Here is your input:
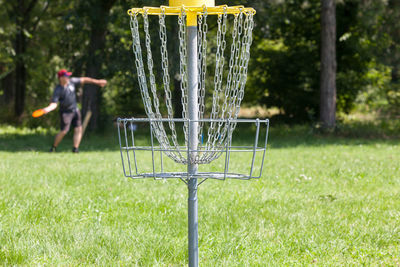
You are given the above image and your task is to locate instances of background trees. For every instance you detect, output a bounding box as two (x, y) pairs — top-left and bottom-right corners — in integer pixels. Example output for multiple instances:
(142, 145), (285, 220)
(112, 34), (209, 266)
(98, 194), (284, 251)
(0, 0), (398, 129)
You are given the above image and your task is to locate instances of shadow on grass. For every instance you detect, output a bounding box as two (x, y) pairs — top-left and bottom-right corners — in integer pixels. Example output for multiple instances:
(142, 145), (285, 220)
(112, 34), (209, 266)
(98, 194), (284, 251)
(0, 122), (399, 152)
(0, 128), (119, 152)
(268, 123), (400, 148)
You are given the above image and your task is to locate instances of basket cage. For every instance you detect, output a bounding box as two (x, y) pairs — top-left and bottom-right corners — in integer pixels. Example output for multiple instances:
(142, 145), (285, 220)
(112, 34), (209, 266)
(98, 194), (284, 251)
(119, 4), (268, 182)
(117, 117), (269, 181)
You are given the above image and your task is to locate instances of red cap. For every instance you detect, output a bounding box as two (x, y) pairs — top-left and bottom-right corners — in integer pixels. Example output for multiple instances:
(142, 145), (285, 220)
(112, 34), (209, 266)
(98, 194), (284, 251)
(57, 69), (72, 78)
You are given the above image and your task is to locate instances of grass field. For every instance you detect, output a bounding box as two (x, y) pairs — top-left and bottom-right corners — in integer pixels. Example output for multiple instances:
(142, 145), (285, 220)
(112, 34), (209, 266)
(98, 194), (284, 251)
(0, 124), (399, 265)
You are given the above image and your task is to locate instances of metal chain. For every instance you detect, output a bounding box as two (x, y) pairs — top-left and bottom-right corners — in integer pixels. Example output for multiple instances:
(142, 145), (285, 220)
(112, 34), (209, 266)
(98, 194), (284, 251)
(129, 9), (255, 165)
(234, 12), (254, 119)
(130, 12), (185, 162)
(197, 7), (208, 151)
(223, 10), (243, 137)
(159, 8), (186, 162)
(144, 12), (183, 161)
(204, 8), (227, 162)
(143, 11), (160, 117)
(200, 10), (250, 164)
(178, 9), (189, 145)
(130, 14), (152, 117)
(208, 10), (237, 158)
(143, 12), (170, 155)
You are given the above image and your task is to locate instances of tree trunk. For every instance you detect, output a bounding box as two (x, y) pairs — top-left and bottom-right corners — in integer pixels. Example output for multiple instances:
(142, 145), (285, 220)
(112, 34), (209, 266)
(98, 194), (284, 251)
(81, 0), (116, 130)
(15, 29), (27, 118)
(12, 0), (41, 119)
(82, 27), (104, 130)
(320, 0), (337, 129)
(1, 71), (15, 108)
(388, 0), (400, 84)
(14, 0), (28, 119)
(392, 65), (399, 83)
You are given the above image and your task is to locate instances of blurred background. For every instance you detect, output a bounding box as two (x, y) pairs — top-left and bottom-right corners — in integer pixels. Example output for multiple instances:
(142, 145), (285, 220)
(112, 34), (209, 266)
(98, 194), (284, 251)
(0, 0), (399, 133)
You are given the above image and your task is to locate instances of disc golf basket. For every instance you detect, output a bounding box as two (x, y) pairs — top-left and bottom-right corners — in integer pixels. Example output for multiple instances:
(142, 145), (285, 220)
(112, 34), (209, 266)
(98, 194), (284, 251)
(117, 1), (269, 266)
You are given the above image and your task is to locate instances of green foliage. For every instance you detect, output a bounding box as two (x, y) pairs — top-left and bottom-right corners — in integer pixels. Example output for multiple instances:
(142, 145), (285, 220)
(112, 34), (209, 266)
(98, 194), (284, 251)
(245, 0), (394, 121)
(0, 0), (400, 125)
(385, 83), (400, 114)
(0, 0), (77, 124)
(0, 1), (16, 74)
(247, 1), (313, 120)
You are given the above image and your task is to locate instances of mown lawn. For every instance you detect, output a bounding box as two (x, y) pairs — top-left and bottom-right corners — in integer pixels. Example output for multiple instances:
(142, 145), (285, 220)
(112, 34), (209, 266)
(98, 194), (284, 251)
(0, 124), (399, 265)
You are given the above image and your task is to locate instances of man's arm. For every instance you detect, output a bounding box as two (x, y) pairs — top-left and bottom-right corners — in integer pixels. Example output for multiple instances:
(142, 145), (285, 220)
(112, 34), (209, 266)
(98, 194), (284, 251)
(43, 102), (58, 114)
(80, 77), (107, 87)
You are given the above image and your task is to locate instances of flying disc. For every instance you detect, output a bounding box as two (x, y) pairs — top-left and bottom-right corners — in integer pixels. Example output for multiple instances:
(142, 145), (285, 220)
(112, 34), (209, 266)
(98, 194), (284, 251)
(32, 109), (45, 118)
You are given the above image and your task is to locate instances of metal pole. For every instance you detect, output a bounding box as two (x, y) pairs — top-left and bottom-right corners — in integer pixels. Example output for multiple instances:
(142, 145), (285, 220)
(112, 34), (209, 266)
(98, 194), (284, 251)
(187, 24), (199, 267)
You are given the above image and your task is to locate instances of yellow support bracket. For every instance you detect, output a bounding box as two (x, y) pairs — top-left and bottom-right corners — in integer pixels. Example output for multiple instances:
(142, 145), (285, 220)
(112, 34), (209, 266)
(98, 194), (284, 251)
(169, 0), (215, 7)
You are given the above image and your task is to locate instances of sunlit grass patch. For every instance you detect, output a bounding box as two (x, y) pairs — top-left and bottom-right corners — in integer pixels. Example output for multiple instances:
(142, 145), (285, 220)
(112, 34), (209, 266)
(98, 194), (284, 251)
(0, 125), (399, 265)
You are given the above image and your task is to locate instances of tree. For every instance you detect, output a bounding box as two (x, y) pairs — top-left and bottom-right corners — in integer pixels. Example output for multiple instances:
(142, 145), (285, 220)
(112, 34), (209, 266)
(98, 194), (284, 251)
(6, 0), (50, 119)
(380, 0), (400, 112)
(243, 0), (381, 122)
(384, 0), (400, 83)
(0, 1), (15, 111)
(76, 0), (117, 130)
(320, 0), (336, 128)
(246, 0), (322, 122)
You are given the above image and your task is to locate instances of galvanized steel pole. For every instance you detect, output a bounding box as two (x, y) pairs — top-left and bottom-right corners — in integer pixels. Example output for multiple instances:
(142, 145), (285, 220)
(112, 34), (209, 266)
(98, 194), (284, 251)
(187, 24), (199, 267)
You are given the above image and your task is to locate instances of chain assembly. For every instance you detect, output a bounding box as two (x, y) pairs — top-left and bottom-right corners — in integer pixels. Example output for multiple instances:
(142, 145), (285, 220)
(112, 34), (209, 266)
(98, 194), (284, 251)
(128, 7), (255, 165)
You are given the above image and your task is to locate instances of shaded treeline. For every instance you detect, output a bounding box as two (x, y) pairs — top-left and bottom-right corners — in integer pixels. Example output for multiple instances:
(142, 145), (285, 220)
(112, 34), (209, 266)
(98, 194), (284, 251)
(0, 0), (399, 130)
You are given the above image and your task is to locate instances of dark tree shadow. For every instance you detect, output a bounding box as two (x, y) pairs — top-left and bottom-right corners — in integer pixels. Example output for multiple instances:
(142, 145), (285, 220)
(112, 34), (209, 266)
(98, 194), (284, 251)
(0, 130), (119, 152)
(0, 122), (398, 153)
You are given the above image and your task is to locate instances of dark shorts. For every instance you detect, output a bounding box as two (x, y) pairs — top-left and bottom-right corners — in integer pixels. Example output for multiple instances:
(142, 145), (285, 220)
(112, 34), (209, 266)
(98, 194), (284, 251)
(60, 109), (82, 132)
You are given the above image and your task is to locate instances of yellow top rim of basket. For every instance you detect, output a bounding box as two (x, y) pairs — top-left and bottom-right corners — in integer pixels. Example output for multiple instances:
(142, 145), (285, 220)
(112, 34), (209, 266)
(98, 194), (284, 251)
(127, 6), (256, 16)
(127, 4), (256, 26)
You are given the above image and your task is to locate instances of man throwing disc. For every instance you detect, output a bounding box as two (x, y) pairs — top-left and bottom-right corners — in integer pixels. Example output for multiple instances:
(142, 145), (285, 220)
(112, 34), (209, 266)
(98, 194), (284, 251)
(41, 69), (107, 153)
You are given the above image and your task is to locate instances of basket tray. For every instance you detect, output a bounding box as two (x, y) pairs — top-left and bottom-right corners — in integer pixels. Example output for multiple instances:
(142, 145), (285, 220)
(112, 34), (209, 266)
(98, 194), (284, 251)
(117, 118), (269, 180)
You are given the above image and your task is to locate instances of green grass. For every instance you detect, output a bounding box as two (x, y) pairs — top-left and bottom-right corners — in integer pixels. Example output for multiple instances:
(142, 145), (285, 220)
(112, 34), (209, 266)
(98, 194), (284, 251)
(0, 124), (399, 265)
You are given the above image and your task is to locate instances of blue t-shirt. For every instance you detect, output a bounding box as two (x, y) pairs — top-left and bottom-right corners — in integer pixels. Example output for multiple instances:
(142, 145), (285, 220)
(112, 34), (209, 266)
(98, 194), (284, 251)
(51, 77), (81, 112)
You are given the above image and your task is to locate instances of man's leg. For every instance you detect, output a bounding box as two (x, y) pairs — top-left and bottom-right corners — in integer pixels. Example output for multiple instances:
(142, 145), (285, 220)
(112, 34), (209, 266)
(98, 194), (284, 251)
(50, 112), (72, 152)
(73, 126), (83, 150)
(71, 109), (83, 153)
(53, 130), (68, 147)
